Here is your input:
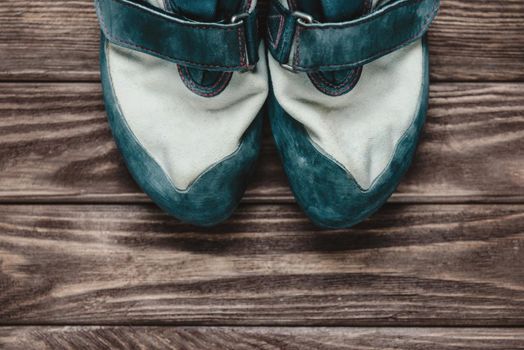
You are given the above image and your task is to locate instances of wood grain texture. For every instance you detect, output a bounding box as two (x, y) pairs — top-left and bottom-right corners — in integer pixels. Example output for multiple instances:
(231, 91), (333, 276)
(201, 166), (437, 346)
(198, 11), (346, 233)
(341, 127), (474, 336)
(0, 0), (523, 81)
(1, 327), (524, 350)
(0, 204), (522, 325)
(0, 1), (99, 82)
(428, 0), (524, 82)
(0, 83), (522, 203)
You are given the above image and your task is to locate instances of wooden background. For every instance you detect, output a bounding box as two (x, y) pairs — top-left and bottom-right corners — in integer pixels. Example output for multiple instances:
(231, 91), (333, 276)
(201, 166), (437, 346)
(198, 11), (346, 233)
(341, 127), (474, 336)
(0, 0), (523, 349)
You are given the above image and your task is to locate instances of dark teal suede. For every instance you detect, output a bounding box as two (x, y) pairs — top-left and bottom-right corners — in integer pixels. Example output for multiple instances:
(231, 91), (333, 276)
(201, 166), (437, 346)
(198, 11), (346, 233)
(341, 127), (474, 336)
(100, 36), (263, 226)
(268, 0), (439, 72)
(297, 0), (370, 22)
(94, 0), (259, 71)
(297, 0), (370, 96)
(269, 38), (430, 228)
(168, 0), (243, 22)
(170, 0), (256, 97)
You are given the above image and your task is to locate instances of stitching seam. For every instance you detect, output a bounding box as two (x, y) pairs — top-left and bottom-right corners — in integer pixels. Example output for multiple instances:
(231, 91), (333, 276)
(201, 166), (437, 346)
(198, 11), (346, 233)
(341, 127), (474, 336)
(309, 67), (363, 96)
(267, 15), (285, 49)
(311, 68), (358, 88)
(177, 65), (232, 97)
(238, 27), (247, 67)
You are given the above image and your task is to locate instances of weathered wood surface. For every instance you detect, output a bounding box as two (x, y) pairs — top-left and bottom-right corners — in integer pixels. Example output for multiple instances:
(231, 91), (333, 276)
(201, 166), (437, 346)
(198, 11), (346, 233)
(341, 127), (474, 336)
(0, 0), (523, 346)
(1, 327), (524, 350)
(0, 204), (522, 325)
(0, 82), (522, 203)
(0, 0), (523, 81)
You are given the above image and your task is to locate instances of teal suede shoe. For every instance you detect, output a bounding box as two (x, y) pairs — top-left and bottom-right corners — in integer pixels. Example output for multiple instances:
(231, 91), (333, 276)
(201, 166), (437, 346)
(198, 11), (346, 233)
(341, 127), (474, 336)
(267, 0), (439, 228)
(95, 0), (268, 226)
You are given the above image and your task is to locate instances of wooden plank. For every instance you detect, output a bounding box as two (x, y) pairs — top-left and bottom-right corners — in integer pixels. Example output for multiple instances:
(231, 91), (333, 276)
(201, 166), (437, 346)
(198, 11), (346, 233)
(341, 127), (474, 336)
(1, 327), (524, 350)
(0, 1), (523, 81)
(0, 83), (522, 203)
(428, 0), (524, 82)
(0, 204), (522, 325)
(0, 1), (99, 82)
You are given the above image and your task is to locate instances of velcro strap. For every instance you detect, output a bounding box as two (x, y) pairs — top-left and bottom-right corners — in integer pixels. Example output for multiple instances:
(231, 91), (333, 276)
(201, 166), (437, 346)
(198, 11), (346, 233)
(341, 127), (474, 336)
(95, 0), (259, 71)
(267, 0), (439, 72)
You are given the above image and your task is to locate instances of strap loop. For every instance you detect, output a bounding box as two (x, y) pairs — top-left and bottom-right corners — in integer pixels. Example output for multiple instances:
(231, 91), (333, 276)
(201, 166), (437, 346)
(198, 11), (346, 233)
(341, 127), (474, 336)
(267, 0), (439, 72)
(95, 0), (259, 71)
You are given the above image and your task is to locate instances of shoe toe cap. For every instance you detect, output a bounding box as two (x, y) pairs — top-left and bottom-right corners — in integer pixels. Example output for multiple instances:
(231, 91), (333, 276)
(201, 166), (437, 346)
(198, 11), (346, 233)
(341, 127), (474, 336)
(272, 108), (424, 229)
(111, 113), (262, 227)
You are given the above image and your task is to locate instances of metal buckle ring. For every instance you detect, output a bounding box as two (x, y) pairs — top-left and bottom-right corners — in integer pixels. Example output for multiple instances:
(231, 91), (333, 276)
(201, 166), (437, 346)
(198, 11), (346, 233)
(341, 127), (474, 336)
(231, 12), (250, 24)
(281, 11), (314, 72)
(290, 11), (314, 25)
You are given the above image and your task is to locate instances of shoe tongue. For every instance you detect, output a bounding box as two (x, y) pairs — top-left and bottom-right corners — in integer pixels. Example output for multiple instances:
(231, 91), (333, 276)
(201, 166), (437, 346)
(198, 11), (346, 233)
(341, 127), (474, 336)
(168, 0), (244, 87)
(296, 0), (368, 22)
(295, 0), (370, 87)
(168, 0), (243, 22)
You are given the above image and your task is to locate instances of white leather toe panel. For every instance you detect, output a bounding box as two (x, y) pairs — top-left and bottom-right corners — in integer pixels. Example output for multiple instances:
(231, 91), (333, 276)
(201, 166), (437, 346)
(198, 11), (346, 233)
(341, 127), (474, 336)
(107, 43), (268, 190)
(269, 40), (424, 190)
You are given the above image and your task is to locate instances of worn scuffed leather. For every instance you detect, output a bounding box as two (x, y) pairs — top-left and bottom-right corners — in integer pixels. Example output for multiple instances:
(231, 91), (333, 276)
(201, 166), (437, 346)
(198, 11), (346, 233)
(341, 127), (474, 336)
(268, 0), (439, 71)
(96, 0), (268, 226)
(95, 0), (259, 71)
(101, 37), (264, 226)
(269, 36), (430, 228)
